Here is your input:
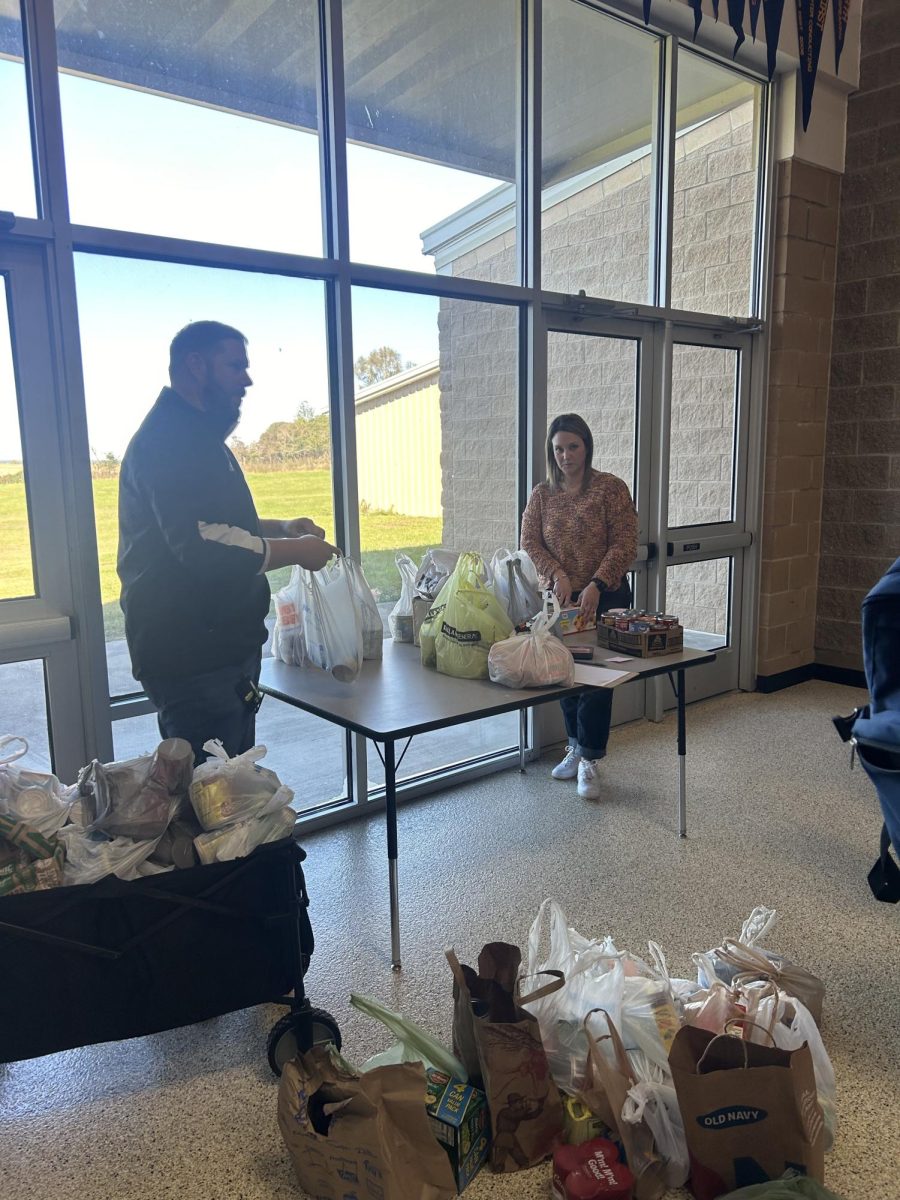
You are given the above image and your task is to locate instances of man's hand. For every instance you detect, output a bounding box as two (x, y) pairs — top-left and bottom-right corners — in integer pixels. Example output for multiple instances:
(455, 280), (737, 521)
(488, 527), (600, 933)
(295, 535), (337, 570)
(283, 516), (326, 539)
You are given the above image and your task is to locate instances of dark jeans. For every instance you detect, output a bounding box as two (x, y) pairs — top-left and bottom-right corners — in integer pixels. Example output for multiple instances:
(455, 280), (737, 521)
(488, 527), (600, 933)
(142, 651), (262, 765)
(559, 577), (632, 762)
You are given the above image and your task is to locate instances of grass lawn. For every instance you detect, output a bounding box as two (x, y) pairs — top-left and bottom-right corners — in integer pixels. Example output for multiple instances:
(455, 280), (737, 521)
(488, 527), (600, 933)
(2, 468), (442, 640)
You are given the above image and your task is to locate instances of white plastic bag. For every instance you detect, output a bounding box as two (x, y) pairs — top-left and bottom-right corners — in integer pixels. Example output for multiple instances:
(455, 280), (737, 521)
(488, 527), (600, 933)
(193, 800), (295, 865)
(490, 548), (543, 626)
(189, 740), (294, 831)
(414, 548), (459, 600)
(78, 738), (192, 840)
(525, 899), (626, 1093)
(271, 566), (309, 667)
(742, 983), (837, 1150)
(388, 552), (418, 641)
(622, 1081), (690, 1188)
(58, 825), (171, 884)
(299, 556), (364, 681)
(344, 557), (384, 660)
(488, 599), (574, 688)
(0, 735), (76, 837)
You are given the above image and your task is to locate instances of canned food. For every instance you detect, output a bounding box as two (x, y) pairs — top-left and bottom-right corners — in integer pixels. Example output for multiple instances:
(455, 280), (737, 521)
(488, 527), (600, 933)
(615, 618), (631, 631)
(629, 620), (651, 632)
(658, 615), (679, 628)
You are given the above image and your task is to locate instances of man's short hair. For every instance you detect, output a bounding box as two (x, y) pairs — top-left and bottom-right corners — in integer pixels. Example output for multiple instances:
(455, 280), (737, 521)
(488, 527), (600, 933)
(169, 321), (247, 371)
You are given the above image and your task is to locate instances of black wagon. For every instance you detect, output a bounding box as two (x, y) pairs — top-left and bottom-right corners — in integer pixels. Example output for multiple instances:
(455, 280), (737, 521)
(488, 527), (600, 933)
(0, 836), (338, 1074)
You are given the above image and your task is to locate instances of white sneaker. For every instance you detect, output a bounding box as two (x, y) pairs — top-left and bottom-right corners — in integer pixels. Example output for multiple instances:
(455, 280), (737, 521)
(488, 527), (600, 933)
(551, 747), (581, 780)
(577, 758), (602, 800)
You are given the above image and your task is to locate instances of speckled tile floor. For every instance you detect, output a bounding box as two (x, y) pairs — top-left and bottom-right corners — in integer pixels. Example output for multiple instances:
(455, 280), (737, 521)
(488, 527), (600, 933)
(2, 681), (897, 1200)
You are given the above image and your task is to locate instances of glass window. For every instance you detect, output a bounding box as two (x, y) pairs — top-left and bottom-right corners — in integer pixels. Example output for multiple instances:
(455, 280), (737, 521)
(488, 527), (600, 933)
(0, 1), (36, 218)
(342, 0), (519, 282)
(55, 1), (321, 254)
(666, 558), (731, 648)
(542, 1), (659, 304)
(671, 52), (763, 317)
(668, 343), (738, 527)
(0, 275), (36, 600)
(352, 286), (520, 781)
(72, 254), (330, 701)
(0, 659), (51, 771)
(547, 331), (640, 497)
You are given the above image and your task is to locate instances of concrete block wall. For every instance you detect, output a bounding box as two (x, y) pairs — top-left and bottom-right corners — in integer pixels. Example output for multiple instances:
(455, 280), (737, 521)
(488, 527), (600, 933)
(815, 2), (900, 672)
(440, 103), (755, 634)
(756, 159), (839, 678)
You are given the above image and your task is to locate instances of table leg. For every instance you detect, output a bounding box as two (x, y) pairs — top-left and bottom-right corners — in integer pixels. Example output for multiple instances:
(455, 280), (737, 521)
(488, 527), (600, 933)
(676, 668), (687, 838)
(384, 739), (402, 971)
(519, 708), (528, 773)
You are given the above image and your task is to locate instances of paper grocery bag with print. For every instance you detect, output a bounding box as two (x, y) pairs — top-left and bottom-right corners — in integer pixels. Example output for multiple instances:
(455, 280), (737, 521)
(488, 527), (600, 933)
(578, 1008), (668, 1200)
(277, 1044), (456, 1200)
(669, 1024), (825, 1200)
(447, 943), (565, 1172)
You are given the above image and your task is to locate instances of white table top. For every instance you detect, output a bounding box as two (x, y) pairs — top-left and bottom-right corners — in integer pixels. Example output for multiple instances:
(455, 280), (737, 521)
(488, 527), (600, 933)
(260, 636), (717, 741)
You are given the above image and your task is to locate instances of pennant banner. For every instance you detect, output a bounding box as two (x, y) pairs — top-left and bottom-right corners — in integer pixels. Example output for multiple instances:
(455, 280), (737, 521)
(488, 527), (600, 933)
(749, 0), (762, 41)
(832, 0), (850, 73)
(689, 0), (704, 40)
(795, 0), (829, 131)
(763, 0), (787, 81)
(728, 0), (747, 57)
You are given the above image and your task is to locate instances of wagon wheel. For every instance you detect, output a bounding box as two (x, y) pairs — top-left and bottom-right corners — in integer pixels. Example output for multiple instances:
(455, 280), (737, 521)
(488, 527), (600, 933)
(267, 1007), (342, 1076)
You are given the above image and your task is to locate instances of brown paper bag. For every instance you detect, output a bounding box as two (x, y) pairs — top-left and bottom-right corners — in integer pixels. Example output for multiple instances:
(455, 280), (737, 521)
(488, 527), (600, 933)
(277, 1045), (456, 1200)
(447, 943), (565, 1172)
(715, 939), (826, 1028)
(577, 1008), (668, 1200)
(669, 1024), (825, 1200)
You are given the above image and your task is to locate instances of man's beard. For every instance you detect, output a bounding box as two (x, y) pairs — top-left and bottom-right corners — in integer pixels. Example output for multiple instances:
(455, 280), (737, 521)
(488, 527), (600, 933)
(203, 390), (242, 440)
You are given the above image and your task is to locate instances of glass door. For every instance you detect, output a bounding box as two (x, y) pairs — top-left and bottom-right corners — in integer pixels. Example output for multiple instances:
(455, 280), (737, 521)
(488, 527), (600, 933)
(656, 329), (753, 706)
(0, 240), (90, 779)
(539, 314), (752, 727)
(541, 313), (657, 733)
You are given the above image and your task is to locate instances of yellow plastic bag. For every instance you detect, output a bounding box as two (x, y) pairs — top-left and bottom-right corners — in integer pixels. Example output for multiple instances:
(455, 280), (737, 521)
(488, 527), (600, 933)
(428, 552), (513, 679)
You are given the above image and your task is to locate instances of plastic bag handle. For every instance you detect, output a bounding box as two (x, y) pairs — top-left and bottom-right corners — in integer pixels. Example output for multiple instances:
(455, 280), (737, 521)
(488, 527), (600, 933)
(0, 735), (28, 765)
(200, 738), (266, 767)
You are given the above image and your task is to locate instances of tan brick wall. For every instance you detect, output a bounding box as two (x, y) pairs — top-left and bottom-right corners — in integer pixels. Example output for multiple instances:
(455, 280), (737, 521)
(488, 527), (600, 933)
(756, 159), (839, 678)
(815, 5), (900, 672)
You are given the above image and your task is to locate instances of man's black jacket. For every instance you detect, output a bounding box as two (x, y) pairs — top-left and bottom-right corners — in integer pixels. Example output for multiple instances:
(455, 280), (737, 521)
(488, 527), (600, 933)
(118, 388), (270, 681)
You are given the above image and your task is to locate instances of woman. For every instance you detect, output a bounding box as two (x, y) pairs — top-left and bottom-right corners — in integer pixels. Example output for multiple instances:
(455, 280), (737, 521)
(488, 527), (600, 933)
(520, 413), (638, 799)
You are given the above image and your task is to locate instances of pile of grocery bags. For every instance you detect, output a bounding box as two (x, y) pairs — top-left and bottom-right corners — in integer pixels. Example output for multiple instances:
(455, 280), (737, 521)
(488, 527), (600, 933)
(277, 901), (841, 1200)
(0, 733), (295, 893)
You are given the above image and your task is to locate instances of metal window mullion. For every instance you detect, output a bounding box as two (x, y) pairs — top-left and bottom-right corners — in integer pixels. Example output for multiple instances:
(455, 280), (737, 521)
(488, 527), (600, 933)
(318, 0), (365, 807)
(655, 35), (678, 310)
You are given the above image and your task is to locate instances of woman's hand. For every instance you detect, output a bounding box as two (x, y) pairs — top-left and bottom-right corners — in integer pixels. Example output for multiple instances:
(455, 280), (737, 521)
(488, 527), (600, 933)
(554, 571), (573, 608)
(578, 580), (601, 620)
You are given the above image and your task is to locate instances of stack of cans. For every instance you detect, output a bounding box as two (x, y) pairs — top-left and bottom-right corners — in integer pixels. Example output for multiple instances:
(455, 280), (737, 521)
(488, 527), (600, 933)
(600, 608), (679, 634)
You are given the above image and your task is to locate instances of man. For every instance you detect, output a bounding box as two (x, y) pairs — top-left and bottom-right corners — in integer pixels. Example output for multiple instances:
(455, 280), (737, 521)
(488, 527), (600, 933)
(118, 320), (337, 761)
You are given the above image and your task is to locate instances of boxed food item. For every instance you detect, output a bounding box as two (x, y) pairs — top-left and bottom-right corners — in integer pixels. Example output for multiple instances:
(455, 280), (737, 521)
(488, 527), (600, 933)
(425, 1067), (490, 1193)
(557, 606), (596, 635)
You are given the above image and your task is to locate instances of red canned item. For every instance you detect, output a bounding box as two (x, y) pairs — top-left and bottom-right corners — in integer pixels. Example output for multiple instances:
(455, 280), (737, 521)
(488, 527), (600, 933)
(658, 615), (679, 628)
(553, 1137), (634, 1200)
(565, 1158), (634, 1199)
(615, 618), (631, 631)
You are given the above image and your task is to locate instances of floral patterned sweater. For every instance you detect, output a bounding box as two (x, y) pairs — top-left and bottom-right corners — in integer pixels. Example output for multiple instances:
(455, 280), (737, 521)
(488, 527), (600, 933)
(520, 469), (638, 594)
